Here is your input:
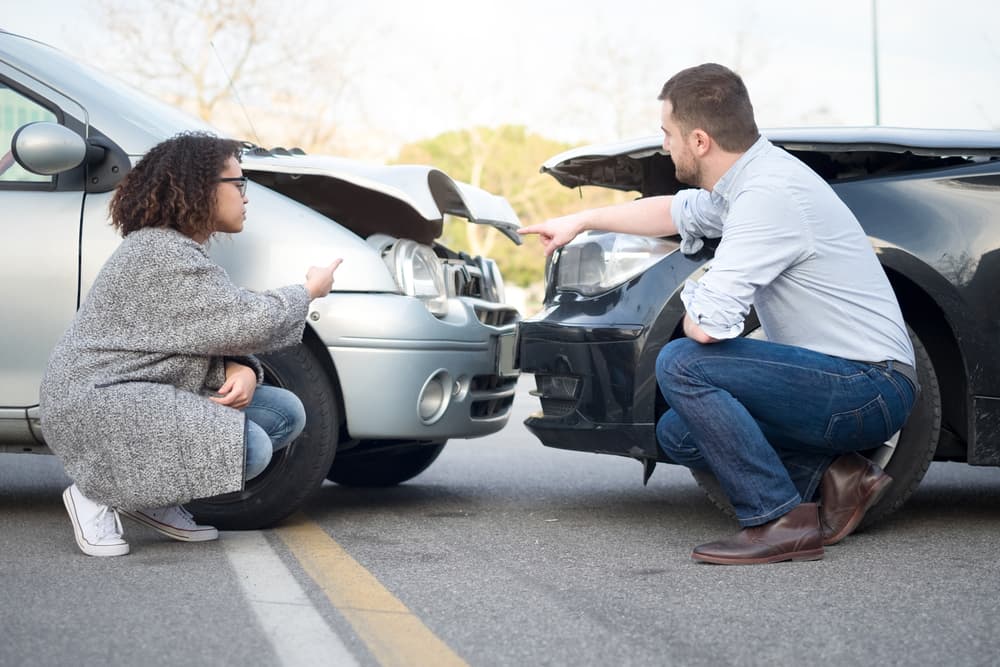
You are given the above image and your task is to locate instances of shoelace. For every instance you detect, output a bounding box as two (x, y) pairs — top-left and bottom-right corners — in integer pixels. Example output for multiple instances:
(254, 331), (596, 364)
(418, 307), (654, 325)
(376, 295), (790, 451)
(94, 505), (124, 541)
(168, 505), (198, 528)
(150, 505), (197, 529)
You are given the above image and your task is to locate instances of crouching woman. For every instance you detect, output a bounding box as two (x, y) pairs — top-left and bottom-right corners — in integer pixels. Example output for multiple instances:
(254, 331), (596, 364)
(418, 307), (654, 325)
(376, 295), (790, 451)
(40, 132), (340, 557)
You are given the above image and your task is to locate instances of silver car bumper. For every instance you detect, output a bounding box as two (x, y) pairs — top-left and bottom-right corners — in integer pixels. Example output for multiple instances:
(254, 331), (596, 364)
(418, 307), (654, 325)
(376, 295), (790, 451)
(308, 292), (519, 439)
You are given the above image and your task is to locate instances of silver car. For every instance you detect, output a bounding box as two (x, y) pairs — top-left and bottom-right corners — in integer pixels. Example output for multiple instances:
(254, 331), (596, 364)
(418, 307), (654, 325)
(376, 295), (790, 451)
(0, 30), (520, 528)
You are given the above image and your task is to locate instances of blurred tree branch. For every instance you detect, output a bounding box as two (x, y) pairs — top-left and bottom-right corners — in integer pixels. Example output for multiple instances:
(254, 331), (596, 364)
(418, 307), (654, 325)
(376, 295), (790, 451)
(93, 0), (376, 154)
(559, 7), (771, 142)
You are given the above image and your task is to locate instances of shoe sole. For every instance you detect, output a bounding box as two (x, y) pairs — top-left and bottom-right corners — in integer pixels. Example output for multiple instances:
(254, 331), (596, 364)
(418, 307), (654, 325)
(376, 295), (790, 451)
(823, 475), (894, 546)
(119, 509), (219, 542)
(62, 488), (130, 557)
(691, 547), (825, 565)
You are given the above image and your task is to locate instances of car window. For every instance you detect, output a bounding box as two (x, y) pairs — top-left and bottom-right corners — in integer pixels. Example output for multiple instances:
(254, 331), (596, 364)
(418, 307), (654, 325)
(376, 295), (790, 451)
(0, 84), (56, 184)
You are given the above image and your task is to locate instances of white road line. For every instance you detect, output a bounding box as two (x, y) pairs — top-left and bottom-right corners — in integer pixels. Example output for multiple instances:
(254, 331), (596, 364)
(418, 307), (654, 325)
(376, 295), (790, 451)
(220, 530), (360, 667)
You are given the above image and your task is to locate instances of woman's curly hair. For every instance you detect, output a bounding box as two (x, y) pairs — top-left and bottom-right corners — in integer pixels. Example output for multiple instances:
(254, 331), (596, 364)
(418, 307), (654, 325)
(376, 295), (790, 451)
(109, 132), (243, 238)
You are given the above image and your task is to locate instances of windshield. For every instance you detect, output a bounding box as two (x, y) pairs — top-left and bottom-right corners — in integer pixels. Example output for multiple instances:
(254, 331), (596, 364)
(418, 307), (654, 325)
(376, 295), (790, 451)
(0, 31), (221, 154)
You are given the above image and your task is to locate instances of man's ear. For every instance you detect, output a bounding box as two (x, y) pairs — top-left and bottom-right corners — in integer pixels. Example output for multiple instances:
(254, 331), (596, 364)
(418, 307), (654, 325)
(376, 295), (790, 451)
(690, 129), (712, 156)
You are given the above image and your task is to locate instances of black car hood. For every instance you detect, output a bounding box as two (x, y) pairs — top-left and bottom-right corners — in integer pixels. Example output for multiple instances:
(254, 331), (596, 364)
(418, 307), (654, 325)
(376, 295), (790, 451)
(542, 127), (1000, 192)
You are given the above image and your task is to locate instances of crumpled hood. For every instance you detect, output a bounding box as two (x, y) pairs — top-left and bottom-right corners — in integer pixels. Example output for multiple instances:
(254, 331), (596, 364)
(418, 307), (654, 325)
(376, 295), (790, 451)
(541, 127), (1000, 192)
(243, 152), (522, 246)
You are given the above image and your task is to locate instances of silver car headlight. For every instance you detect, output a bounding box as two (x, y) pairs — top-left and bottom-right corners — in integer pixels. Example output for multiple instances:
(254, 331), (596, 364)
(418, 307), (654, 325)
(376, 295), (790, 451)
(554, 232), (678, 296)
(385, 239), (448, 316)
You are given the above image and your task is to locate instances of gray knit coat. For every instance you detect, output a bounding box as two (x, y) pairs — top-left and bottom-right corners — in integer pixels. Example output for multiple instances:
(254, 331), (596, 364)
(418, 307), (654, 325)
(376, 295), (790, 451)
(39, 227), (311, 510)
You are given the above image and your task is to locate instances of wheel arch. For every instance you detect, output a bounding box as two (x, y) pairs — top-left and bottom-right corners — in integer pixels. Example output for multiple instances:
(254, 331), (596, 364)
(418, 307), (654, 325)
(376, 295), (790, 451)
(301, 324), (348, 442)
(883, 266), (969, 459)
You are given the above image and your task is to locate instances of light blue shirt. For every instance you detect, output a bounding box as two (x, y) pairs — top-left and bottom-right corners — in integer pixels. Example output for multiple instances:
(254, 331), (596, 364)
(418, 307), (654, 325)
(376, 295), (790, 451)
(670, 136), (914, 365)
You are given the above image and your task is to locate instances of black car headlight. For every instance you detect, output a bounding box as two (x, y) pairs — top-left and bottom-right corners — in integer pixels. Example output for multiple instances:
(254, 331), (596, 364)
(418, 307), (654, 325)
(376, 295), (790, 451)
(553, 232), (678, 296)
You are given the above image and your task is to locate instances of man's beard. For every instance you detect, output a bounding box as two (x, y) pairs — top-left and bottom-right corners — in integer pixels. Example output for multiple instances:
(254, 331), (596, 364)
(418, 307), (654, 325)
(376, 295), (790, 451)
(674, 159), (702, 188)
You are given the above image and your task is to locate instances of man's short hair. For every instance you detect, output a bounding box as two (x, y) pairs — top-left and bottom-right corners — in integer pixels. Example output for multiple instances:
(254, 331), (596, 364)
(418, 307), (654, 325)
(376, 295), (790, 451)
(658, 63), (759, 153)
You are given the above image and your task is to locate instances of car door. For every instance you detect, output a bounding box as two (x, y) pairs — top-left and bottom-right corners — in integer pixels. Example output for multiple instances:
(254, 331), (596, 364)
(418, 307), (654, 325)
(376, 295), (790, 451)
(0, 68), (85, 415)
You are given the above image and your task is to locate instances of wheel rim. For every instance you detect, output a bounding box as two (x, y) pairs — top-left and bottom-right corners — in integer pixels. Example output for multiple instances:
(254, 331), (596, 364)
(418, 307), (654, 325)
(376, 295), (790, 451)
(188, 358), (299, 508)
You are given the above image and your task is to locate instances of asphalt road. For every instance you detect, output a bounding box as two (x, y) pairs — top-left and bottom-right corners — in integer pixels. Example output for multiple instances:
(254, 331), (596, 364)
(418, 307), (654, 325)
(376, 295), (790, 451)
(2, 375), (999, 666)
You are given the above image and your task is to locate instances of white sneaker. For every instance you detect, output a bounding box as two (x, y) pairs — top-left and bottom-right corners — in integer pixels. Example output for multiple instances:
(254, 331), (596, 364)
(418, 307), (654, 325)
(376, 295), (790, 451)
(120, 505), (219, 542)
(62, 484), (130, 557)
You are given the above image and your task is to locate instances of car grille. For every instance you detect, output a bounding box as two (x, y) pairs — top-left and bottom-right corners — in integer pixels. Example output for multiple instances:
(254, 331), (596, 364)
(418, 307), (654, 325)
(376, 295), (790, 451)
(469, 374), (517, 418)
(531, 374), (580, 418)
(538, 398), (576, 417)
(474, 306), (520, 327)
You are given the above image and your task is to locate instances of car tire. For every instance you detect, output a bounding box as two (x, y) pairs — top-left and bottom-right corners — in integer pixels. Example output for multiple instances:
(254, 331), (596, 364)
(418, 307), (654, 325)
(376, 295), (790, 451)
(186, 341), (340, 529)
(327, 440), (447, 487)
(690, 325), (941, 528)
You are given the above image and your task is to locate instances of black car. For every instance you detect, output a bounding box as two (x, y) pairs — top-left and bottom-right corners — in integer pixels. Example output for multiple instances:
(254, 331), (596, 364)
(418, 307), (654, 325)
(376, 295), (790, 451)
(516, 127), (1000, 525)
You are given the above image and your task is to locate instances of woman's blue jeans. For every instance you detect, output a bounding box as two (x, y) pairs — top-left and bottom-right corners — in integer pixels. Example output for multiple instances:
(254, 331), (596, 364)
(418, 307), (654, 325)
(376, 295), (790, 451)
(244, 385), (306, 480)
(655, 337), (916, 528)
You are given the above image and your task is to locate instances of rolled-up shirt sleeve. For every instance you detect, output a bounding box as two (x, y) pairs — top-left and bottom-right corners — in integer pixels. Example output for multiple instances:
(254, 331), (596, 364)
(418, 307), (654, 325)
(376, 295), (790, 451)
(681, 187), (813, 340)
(671, 189), (726, 255)
(680, 280), (747, 339)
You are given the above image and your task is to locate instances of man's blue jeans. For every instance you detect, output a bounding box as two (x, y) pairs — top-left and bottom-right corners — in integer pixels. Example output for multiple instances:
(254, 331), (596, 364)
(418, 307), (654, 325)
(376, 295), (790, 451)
(244, 385), (307, 480)
(655, 337), (916, 528)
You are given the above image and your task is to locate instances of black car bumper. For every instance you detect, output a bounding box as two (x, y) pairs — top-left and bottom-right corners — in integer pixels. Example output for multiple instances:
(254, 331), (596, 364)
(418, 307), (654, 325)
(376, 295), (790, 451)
(519, 320), (657, 458)
(517, 251), (702, 460)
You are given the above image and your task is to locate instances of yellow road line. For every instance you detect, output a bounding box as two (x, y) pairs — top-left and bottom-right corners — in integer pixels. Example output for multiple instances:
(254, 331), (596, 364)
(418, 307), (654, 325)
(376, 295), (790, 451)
(275, 513), (468, 667)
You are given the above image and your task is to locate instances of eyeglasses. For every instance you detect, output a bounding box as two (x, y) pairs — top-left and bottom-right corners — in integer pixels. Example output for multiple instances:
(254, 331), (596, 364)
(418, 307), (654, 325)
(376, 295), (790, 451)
(218, 176), (248, 196)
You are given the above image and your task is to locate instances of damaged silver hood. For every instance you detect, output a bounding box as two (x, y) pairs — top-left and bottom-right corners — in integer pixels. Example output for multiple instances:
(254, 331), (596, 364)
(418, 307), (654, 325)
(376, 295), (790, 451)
(243, 152), (522, 246)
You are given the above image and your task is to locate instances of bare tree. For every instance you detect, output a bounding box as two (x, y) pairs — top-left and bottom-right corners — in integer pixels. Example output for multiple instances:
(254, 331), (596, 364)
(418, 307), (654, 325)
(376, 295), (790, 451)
(558, 7), (771, 143)
(705, 7), (769, 79)
(90, 0), (376, 154)
(559, 27), (670, 143)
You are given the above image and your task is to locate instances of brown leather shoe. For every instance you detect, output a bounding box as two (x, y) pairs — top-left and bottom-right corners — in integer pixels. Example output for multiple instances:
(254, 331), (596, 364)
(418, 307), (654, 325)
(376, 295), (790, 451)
(691, 503), (824, 565)
(819, 452), (893, 546)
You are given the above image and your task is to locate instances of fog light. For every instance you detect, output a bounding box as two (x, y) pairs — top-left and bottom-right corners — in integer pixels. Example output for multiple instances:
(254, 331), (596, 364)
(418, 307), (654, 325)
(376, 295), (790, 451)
(536, 374), (580, 399)
(418, 370), (452, 424)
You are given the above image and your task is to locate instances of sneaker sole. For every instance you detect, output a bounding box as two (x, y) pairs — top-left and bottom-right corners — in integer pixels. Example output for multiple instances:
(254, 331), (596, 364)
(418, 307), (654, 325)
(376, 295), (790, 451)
(119, 509), (219, 542)
(62, 488), (130, 557)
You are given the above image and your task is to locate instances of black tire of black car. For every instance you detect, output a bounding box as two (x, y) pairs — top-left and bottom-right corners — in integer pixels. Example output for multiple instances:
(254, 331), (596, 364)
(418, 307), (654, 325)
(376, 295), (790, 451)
(690, 325), (941, 529)
(327, 441), (447, 487)
(186, 341), (340, 530)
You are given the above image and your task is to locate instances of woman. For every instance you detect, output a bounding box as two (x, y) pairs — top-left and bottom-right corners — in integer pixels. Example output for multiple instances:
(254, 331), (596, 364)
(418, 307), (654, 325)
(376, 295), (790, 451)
(40, 133), (340, 557)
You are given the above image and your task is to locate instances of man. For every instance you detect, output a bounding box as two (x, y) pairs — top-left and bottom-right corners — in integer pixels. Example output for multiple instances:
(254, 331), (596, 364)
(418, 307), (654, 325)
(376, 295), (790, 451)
(518, 64), (917, 565)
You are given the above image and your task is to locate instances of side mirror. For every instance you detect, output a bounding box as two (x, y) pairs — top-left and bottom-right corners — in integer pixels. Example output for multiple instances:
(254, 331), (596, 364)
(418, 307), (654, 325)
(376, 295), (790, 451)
(11, 122), (102, 175)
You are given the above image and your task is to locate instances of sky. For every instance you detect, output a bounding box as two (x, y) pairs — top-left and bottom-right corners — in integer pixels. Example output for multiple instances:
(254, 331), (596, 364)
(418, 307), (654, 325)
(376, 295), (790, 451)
(3, 0), (999, 160)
